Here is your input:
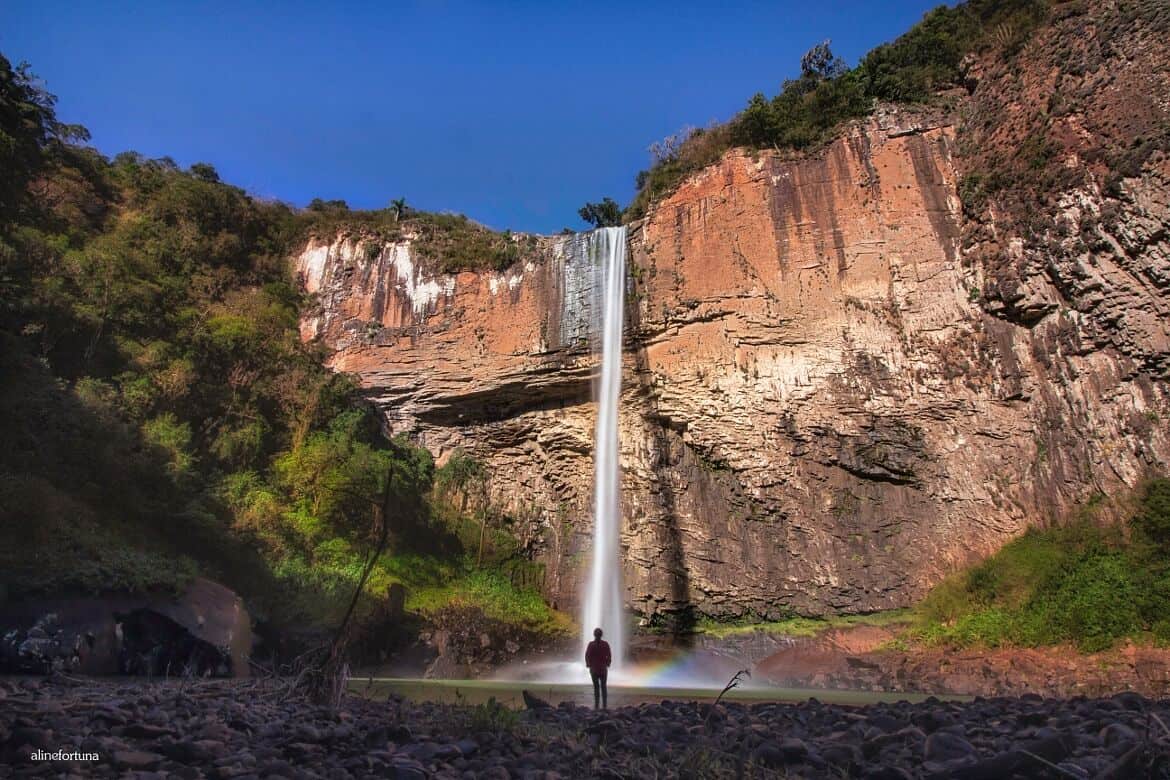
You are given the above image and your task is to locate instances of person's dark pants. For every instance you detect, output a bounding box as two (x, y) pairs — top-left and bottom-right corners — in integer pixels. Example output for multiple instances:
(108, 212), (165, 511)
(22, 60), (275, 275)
(590, 668), (608, 709)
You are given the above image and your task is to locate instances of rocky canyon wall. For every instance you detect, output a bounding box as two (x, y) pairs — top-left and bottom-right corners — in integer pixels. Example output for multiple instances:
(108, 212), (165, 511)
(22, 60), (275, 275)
(296, 68), (1169, 624)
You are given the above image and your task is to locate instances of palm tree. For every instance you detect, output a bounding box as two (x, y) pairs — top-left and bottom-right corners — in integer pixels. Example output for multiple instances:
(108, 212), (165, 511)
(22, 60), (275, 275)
(389, 197), (408, 221)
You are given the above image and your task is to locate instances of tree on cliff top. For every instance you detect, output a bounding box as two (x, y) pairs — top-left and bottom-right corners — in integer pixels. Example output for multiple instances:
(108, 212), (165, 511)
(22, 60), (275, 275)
(0, 54), (88, 222)
(388, 197), (409, 221)
(800, 40), (848, 81)
(578, 197), (622, 228)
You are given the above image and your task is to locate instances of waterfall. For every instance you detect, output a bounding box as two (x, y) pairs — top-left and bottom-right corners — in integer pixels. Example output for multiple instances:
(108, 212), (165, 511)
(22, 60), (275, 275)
(582, 226), (627, 670)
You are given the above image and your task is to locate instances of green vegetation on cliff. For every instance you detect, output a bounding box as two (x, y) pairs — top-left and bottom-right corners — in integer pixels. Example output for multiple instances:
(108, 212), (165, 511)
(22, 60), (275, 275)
(298, 197), (538, 275)
(626, 0), (1050, 219)
(915, 479), (1170, 652)
(696, 610), (913, 640)
(0, 53), (565, 643)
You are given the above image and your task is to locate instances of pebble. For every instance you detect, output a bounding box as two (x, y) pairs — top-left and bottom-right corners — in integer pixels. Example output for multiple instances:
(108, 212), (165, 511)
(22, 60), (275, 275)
(111, 749), (164, 770)
(923, 730), (977, 762)
(0, 679), (1167, 778)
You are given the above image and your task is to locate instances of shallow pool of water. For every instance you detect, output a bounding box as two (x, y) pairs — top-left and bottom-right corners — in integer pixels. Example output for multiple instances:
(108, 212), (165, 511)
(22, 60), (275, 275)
(351, 677), (969, 708)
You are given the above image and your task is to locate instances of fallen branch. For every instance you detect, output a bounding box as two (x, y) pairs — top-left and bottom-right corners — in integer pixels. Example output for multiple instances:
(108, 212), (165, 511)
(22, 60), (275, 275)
(704, 668), (750, 731)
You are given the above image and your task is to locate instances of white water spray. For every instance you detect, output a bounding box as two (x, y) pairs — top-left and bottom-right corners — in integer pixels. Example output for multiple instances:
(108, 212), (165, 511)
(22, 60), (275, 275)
(582, 226), (627, 670)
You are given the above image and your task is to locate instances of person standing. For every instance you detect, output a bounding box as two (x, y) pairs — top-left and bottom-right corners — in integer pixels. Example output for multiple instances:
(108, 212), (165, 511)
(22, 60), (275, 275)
(585, 627), (612, 710)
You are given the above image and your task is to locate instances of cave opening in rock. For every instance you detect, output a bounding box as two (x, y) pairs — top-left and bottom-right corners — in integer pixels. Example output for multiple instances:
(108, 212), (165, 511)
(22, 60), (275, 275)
(115, 609), (232, 678)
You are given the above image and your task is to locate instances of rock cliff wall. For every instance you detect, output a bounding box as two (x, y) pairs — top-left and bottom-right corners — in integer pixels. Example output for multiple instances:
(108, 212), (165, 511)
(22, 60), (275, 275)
(295, 8), (1170, 624)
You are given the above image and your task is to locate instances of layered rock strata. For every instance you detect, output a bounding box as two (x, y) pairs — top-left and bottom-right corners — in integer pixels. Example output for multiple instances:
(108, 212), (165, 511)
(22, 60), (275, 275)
(296, 110), (1169, 623)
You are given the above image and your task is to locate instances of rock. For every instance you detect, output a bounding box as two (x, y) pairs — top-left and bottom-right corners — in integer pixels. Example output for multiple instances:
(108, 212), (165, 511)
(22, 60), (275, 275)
(750, 743), (785, 769)
(944, 751), (1026, 780)
(400, 742), (439, 761)
(584, 720), (621, 739)
(913, 709), (955, 733)
(1110, 691), (1146, 711)
(258, 757), (296, 775)
(522, 690), (551, 710)
(122, 723), (175, 739)
(1099, 744), (1145, 780)
(364, 725), (391, 748)
(862, 768), (914, 780)
(1018, 732), (1073, 765)
(779, 737), (810, 762)
(387, 724), (414, 743)
(924, 731), (978, 763)
(8, 726), (52, 750)
(821, 742), (862, 770)
(111, 750), (164, 770)
(1055, 762), (1091, 780)
(293, 723), (323, 742)
(389, 759), (428, 780)
(1099, 722), (1137, 747)
(863, 724), (927, 758)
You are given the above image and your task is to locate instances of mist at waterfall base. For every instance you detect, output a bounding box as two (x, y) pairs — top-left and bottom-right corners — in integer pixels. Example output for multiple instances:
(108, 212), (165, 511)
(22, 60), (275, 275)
(494, 228), (752, 691)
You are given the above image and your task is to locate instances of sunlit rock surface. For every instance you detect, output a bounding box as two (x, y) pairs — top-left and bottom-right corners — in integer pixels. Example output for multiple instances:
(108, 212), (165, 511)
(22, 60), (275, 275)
(295, 107), (1169, 623)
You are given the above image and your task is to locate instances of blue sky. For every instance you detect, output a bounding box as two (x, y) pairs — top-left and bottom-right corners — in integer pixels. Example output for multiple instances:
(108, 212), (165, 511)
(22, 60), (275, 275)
(5, 1), (944, 233)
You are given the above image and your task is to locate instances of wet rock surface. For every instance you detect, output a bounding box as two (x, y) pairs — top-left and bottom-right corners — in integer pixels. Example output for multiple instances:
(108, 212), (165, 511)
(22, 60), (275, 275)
(4, 677), (1170, 778)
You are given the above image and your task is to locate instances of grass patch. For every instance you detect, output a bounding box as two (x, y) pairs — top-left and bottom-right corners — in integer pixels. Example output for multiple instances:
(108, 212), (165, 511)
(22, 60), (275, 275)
(408, 570), (573, 639)
(913, 479), (1170, 653)
(696, 609), (913, 639)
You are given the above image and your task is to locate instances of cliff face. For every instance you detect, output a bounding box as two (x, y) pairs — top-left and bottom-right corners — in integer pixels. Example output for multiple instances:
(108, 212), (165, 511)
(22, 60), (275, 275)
(295, 8), (1170, 623)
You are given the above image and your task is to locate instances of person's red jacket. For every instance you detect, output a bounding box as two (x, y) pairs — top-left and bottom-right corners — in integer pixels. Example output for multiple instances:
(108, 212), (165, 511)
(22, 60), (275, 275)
(585, 639), (611, 672)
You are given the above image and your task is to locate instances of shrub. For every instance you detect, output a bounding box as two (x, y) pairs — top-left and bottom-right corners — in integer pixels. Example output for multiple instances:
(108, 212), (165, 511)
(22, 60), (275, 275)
(1036, 552), (1139, 652)
(578, 198), (622, 228)
(408, 570), (571, 638)
(1133, 478), (1170, 552)
(916, 484), (1170, 652)
(468, 697), (518, 733)
(142, 413), (195, 478)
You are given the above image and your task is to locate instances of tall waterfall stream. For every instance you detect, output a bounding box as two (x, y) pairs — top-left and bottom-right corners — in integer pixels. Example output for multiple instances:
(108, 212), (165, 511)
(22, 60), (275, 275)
(581, 226), (627, 670)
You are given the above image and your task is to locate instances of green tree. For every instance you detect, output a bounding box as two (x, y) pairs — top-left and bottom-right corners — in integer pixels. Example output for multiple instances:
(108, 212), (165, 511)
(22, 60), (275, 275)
(0, 54), (88, 222)
(308, 198), (349, 212)
(731, 93), (777, 148)
(800, 40), (848, 81)
(189, 162), (220, 183)
(578, 197), (622, 228)
(1133, 478), (1170, 553)
(435, 449), (491, 563)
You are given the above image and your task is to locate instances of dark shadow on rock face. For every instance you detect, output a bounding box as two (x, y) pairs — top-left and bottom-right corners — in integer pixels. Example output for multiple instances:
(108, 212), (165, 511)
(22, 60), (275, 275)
(627, 280), (696, 644)
(647, 426), (698, 643)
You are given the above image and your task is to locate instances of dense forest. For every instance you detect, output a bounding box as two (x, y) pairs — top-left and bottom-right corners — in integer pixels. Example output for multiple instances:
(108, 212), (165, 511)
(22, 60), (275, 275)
(0, 53), (566, 650)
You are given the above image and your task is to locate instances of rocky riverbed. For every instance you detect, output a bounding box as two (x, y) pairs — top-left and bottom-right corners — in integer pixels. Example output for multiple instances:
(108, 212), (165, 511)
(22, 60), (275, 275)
(2, 677), (1169, 778)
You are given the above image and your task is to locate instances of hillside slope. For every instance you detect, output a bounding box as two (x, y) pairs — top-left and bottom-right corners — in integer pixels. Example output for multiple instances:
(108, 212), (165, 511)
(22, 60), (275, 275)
(0, 55), (564, 653)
